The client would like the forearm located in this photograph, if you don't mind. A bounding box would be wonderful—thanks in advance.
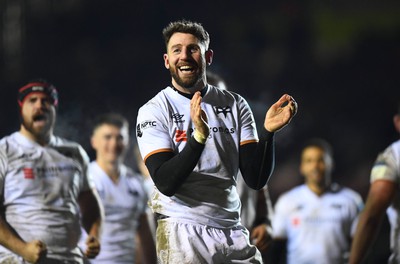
[145,136,205,196]
[79,190,103,238]
[138,214,157,264]
[0,217,26,256]
[240,129,275,190]
[349,212,384,264]
[253,189,272,228]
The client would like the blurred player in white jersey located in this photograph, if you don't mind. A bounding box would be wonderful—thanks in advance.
[207,71,274,258]
[136,20,297,263]
[271,138,363,264]
[84,113,156,264]
[0,79,103,263]
[350,102,400,264]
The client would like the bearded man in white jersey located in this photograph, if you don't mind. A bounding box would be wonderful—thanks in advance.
[0,79,103,264]
[136,20,297,263]
[350,102,400,264]
[271,138,363,264]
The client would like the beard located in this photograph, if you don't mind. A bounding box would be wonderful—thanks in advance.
[169,57,207,90]
[21,113,54,140]
[170,68,202,89]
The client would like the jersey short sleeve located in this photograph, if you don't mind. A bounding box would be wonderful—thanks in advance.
[77,144,94,192]
[0,140,7,198]
[50,136,95,193]
[136,93,173,162]
[228,91,258,145]
[370,140,400,184]
[272,191,291,238]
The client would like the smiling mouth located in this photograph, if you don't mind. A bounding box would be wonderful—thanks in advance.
[179,65,196,73]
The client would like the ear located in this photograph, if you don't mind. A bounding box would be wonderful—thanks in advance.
[91,135,97,150]
[394,114,400,134]
[163,53,170,69]
[205,49,213,66]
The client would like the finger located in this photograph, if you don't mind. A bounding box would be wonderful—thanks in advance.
[288,98,298,115]
[37,241,47,251]
[275,94,291,106]
[87,236,95,243]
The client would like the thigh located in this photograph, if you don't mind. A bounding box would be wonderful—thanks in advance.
[226,226,263,264]
[156,219,210,264]
[156,219,263,264]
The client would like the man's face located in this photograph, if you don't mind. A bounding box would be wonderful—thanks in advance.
[91,124,129,163]
[300,146,332,187]
[164,32,211,90]
[20,92,56,139]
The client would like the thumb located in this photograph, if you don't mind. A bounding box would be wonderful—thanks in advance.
[86,236,96,243]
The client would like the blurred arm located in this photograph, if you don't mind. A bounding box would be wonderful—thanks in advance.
[349,180,396,264]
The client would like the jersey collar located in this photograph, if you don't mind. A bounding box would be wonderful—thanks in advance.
[170,85,208,99]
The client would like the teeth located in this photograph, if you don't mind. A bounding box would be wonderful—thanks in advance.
[179,65,192,70]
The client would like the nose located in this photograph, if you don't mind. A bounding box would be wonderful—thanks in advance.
[180,47,191,60]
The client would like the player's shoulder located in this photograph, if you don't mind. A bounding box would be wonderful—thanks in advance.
[0,133,14,148]
[208,84,246,101]
[330,183,363,204]
[139,87,174,109]
[123,165,145,182]
[384,139,400,161]
[138,87,177,119]
[0,132,27,154]
[375,139,400,161]
[121,164,148,193]
[50,136,89,163]
[0,133,14,161]
[277,185,305,202]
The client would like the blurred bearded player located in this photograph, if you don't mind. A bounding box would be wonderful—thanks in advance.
[0,79,103,264]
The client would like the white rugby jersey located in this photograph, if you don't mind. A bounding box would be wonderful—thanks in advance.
[370,139,400,263]
[0,132,94,262]
[136,85,258,228]
[272,184,363,264]
[87,162,148,264]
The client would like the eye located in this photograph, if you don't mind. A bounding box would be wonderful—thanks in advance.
[172,48,181,54]
[41,98,52,105]
[190,47,199,53]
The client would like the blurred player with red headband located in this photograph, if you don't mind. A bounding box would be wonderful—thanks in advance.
[0,79,103,264]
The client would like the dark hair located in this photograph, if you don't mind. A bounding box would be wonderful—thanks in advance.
[162,20,210,50]
[301,138,334,159]
[92,113,128,133]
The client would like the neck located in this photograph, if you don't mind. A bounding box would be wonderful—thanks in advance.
[171,79,206,95]
[306,182,327,196]
[97,159,120,183]
[171,85,208,99]
[20,126,51,146]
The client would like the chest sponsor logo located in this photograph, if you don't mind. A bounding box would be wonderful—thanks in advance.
[23,168,35,179]
[330,203,343,209]
[22,165,75,179]
[291,217,301,227]
[214,106,232,118]
[175,130,187,142]
[172,113,185,123]
[136,120,157,137]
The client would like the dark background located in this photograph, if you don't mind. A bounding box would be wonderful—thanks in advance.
[1,1,399,262]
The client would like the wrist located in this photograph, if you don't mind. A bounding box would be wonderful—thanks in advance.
[193,130,207,144]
